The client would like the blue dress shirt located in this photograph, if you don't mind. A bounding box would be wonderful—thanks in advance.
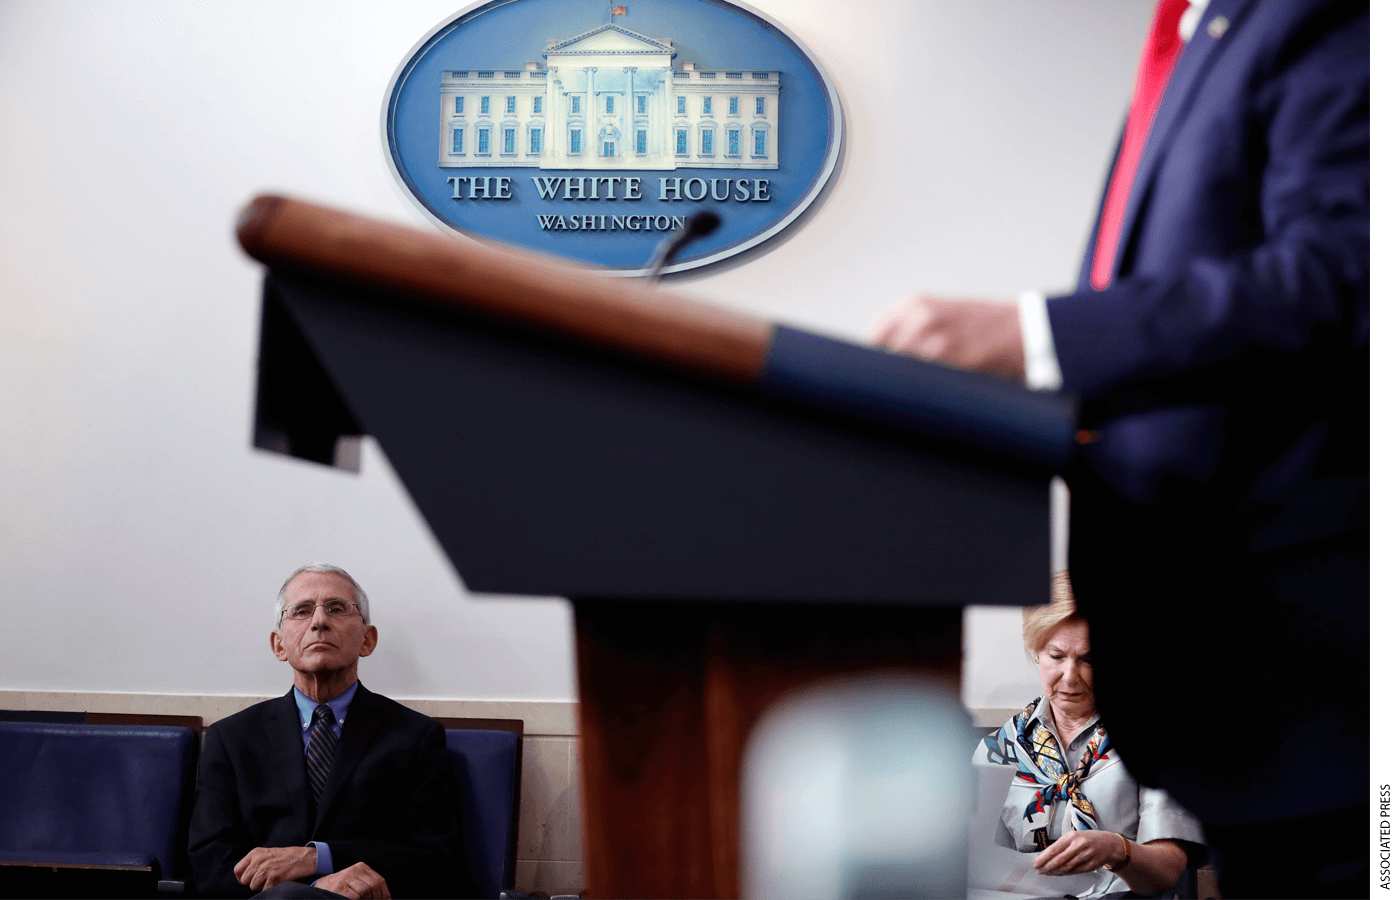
[292,682,359,877]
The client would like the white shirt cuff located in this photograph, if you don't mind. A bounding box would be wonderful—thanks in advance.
[1017,290,1063,391]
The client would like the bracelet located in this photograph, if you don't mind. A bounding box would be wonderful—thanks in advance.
[1104,833,1132,872]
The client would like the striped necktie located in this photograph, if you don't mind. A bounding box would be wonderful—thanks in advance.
[306,704,337,813]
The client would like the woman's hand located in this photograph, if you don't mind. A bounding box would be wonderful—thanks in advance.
[1033,830,1126,876]
[1039,834,1192,894]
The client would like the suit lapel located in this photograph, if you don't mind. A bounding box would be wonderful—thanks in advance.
[311,683,388,835]
[1114,0,1255,277]
[266,689,314,834]
[1078,128,1123,290]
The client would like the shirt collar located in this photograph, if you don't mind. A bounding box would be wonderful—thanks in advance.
[293,681,359,729]
[1179,0,1212,42]
[1028,695,1101,746]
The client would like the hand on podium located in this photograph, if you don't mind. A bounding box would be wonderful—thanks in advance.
[872,295,1025,383]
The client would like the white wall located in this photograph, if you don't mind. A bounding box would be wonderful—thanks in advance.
[0,1,1153,708]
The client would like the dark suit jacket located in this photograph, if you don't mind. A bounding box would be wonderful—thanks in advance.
[188,685,460,897]
[1045,0,1367,825]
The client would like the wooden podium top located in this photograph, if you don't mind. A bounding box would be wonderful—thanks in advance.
[241,194,1072,604]
[238,194,770,386]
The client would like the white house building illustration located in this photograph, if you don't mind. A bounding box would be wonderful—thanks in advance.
[439,24,779,171]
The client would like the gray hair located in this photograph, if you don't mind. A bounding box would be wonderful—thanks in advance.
[276,563,371,627]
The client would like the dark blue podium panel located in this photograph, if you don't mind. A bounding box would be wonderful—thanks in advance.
[255,274,1052,606]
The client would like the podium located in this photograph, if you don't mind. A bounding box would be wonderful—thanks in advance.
[239,196,1075,898]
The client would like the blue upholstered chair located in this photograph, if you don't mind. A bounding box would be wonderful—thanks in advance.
[444,728,522,899]
[0,720,198,894]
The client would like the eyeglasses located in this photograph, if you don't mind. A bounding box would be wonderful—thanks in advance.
[281,600,362,622]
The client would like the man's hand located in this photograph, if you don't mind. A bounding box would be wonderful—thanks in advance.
[314,862,392,899]
[872,295,1025,382]
[1033,829,1126,876]
[233,846,317,892]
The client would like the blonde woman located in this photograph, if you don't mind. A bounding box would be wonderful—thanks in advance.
[980,572,1205,899]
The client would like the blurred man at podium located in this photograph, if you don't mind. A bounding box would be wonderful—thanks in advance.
[875,1,1367,897]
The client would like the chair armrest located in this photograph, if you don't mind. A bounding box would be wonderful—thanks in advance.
[0,850,155,870]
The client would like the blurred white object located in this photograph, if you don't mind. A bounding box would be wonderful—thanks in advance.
[741,672,972,899]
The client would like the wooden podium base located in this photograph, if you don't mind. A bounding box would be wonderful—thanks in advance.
[573,600,962,899]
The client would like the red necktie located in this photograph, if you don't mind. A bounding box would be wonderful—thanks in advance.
[1089,0,1190,290]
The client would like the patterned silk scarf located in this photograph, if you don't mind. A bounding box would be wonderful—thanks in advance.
[981,698,1112,849]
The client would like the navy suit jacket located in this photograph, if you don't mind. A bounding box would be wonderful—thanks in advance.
[1046,0,1367,824]
[188,685,461,897]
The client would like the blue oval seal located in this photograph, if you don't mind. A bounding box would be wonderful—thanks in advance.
[383,0,844,276]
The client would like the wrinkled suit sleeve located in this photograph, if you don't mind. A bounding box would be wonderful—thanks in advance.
[321,720,460,898]
[187,722,260,897]
[1048,6,1367,405]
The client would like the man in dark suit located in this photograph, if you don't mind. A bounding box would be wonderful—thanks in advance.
[189,565,459,898]
[875,1,1367,896]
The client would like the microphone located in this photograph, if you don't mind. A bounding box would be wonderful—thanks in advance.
[645,210,720,280]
